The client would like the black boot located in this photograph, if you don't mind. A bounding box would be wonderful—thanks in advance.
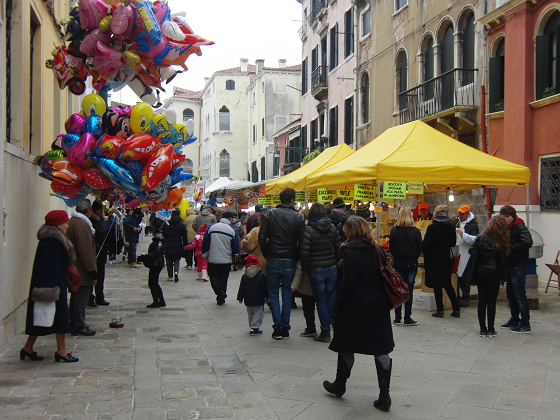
[323,353,353,398]
[147,290,160,308]
[373,358,392,412]
[158,289,166,308]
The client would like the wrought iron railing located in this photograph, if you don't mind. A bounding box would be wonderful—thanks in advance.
[311,66,328,93]
[308,0,328,26]
[397,68,478,124]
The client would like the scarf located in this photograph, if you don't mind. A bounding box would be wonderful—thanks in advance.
[340,236,376,252]
[72,211,95,235]
[433,212,450,223]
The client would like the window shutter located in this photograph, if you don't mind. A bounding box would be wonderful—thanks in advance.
[489,56,504,112]
[536,35,551,99]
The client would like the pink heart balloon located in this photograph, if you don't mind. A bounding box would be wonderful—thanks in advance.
[65,113,86,135]
[68,132,97,168]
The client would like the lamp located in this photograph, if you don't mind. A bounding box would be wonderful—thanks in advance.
[274,149,280,158]
[448,187,455,202]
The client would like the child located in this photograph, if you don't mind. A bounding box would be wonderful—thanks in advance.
[137,231,166,308]
[237,254,268,335]
[183,223,208,281]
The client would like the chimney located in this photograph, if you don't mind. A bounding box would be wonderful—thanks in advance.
[278,59,287,68]
[256,59,265,73]
[240,58,249,72]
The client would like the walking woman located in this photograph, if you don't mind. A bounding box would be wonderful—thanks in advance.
[473,216,509,337]
[21,210,79,363]
[161,208,188,282]
[323,216,394,412]
[300,203,342,343]
[422,205,461,318]
[389,207,422,326]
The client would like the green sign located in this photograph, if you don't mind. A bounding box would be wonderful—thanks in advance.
[382,181,406,199]
[407,181,424,195]
[337,189,354,201]
[270,196,281,205]
[308,191,318,202]
[295,191,306,202]
[317,188,337,203]
[354,183,377,200]
[258,196,272,205]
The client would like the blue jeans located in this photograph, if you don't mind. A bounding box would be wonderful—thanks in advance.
[266,259,296,329]
[128,241,138,264]
[392,262,417,321]
[506,266,530,326]
[307,266,337,330]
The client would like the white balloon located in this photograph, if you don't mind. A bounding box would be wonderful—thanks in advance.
[185,119,194,136]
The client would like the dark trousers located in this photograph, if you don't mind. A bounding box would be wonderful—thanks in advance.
[185,249,194,267]
[207,262,231,302]
[148,267,165,304]
[476,267,500,331]
[166,255,181,278]
[70,285,92,331]
[301,294,317,332]
[93,251,107,301]
[506,265,530,326]
[128,241,138,264]
[458,276,471,301]
[434,282,460,312]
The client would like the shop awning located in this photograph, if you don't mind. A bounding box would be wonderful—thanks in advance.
[305,120,530,190]
[205,177,233,194]
[265,144,355,194]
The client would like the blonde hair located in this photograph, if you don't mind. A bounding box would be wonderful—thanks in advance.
[434,204,449,215]
[343,216,374,242]
[395,207,415,227]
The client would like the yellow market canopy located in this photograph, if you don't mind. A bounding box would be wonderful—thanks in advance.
[305,120,530,190]
[265,143,355,194]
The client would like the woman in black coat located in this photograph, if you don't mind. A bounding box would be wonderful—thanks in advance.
[161,208,188,282]
[22,210,79,363]
[422,204,460,317]
[323,216,394,412]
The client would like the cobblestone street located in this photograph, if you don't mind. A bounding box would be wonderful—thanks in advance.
[1,239,560,420]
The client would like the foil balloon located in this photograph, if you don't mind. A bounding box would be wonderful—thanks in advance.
[79,29,112,56]
[159,186,186,211]
[178,198,189,219]
[82,167,113,189]
[146,175,172,204]
[51,180,83,196]
[83,114,104,138]
[194,188,203,202]
[146,113,171,138]
[168,122,188,145]
[130,102,154,134]
[93,41,124,81]
[169,167,194,185]
[67,132,97,168]
[133,1,162,51]
[170,151,186,170]
[102,108,131,137]
[160,43,201,70]
[82,93,106,116]
[111,2,134,40]
[122,160,144,183]
[95,134,126,159]
[65,113,86,135]
[78,0,110,30]
[62,134,81,153]
[96,157,143,195]
[119,133,161,160]
[56,193,87,207]
[51,158,82,184]
[140,144,173,190]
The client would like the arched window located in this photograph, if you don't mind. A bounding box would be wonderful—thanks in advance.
[226,80,235,90]
[397,51,408,111]
[423,37,434,100]
[219,106,230,131]
[462,13,475,85]
[219,150,230,177]
[536,10,560,99]
[440,25,455,74]
[183,108,194,121]
[489,38,505,112]
[182,159,193,174]
[360,73,370,124]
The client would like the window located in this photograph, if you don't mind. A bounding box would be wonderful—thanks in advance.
[441,25,454,74]
[360,73,370,124]
[226,80,235,90]
[260,157,266,181]
[262,118,265,137]
[219,150,230,177]
[301,125,307,151]
[462,13,475,85]
[251,160,258,182]
[396,0,408,11]
[344,8,354,58]
[329,106,338,146]
[183,108,194,121]
[312,45,319,71]
[489,38,505,112]
[344,96,353,145]
[397,51,408,111]
[330,24,338,71]
[423,37,434,100]
[310,119,318,150]
[219,106,230,131]
[182,159,193,174]
[540,156,560,210]
[361,7,371,39]
[536,11,560,99]
[253,124,257,144]
[253,92,256,105]
[302,57,308,94]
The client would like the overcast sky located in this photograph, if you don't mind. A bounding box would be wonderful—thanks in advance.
[113,0,303,105]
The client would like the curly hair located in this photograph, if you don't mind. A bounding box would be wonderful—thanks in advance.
[482,215,510,254]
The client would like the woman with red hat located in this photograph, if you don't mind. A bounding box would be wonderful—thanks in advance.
[21,210,79,363]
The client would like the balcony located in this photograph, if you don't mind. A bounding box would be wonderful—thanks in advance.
[308,0,328,27]
[298,26,306,41]
[397,69,478,125]
[311,65,328,100]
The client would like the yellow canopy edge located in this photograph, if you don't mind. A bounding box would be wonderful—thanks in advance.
[265,143,355,194]
[305,120,530,190]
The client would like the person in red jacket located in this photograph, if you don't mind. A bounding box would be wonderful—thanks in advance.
[184,223,209,281]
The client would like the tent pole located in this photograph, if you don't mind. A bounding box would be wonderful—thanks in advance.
[376,182,381,244]
[526,184,530,229]
[305,191,309,210]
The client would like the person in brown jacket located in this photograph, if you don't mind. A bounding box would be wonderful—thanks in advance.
[240,209,267,274]
[66,199,98,336]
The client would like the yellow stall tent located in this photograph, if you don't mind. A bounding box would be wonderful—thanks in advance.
[265,143,354,194]
[305,121,530,190]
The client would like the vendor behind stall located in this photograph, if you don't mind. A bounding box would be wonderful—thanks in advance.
[415,203,433,237]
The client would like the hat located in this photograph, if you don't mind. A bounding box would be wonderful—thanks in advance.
[254,204,264,213]
[222,211,234,219]
[92,200,103,212]
[418,203,429,210]
[458,204,471,214]
[201,204,212,210]
[331,208,345,220]
[355,204,371,219]
[132,208,143,217]
[332,198,346,208]
[45,210,69,226]
[244,254,259,267]
[156,209,171,221]
[198,223,209,234]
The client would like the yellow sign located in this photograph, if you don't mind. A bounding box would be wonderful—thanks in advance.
[407,181,424,195]
[295,191,306,202]
[258,196,272,205]
[317,188,337,202]
[382,181,407,199]
[337,188,354,201]
[308,191,318,202]
[354,183,377,200]
[270,196,281,206]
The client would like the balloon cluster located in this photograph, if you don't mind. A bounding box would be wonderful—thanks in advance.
[46,0,213,105]
[34,94,197,210]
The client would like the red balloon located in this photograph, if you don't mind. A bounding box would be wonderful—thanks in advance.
[96,134,126,159]
[51,180,82,196]
[140,144,173,190]
[170,151,186,170]
[119,133,161,161]
[82,167,113,189]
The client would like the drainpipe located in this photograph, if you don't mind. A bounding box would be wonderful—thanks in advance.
[481,2,492,220]
[353,3,359,150]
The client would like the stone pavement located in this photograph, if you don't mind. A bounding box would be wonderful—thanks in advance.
[1,237,560,419]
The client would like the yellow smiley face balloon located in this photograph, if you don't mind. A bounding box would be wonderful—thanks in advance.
[81,94,107,116]
[130,102,154,134]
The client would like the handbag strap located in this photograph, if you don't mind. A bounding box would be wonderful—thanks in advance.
[374,244,388,268]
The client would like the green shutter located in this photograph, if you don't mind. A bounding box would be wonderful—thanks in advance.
[536,34,551,99]
[489,57,504,112]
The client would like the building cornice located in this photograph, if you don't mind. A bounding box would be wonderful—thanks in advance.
[478,0,527,28]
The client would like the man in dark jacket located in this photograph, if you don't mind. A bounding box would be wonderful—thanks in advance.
[499,205,533,333]
[89,200,110,307]
[123,208,143,268]
[246,204,264,235]
[258,188,306,340]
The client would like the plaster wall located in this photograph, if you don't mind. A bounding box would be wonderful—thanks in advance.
[164,99,201,176]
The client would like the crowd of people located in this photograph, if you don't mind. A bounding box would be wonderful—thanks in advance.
[22,189,534,413]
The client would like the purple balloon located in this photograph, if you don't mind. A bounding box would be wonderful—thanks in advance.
[65,113,86,135]
[68,133,97,168]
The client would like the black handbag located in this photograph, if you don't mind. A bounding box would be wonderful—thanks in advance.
[462,237,480,286]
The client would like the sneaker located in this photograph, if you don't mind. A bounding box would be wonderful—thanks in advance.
[393,319,402,326]
[403,318,418,326]
[486,330,498,337]
[479,329,487,337]
[272,327,283,340]
[174,273,179,283]
[281,327,290,338]
[250,329,263,336]
[168,277,174,281]
[510,324,531,334]
[187,266,193,270]
[300,328,317,337]
[500,318,519,329]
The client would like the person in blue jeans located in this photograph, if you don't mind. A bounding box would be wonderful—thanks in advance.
[389,207,422,326]
[300,203,342,343]
[499,205,533,333]
[259,188,306,340]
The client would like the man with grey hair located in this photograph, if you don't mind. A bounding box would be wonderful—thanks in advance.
[66,198,98,336]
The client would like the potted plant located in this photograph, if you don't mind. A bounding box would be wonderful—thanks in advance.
[320,135,329,146]
[542,86,557,99]
[494,99,504,112]
[313,139,320,149]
